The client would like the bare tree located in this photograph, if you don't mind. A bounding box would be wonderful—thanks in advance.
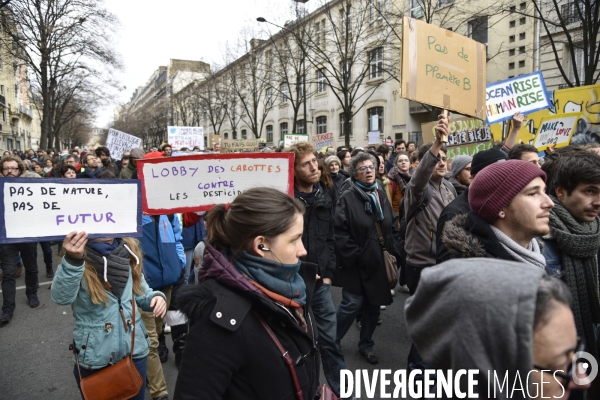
[305,0,401,148]
[0,0,122,149]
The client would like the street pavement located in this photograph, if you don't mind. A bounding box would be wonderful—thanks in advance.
[0,245,413,400]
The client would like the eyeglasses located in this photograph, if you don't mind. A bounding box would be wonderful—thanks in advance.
[357,165,375,173]
[534,338,585,383]
[2,167,19,171]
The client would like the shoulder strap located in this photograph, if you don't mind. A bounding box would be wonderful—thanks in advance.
[252,310,304,400]
[406,186,432,226]
[441,178,457,198]
[370,213,387,250]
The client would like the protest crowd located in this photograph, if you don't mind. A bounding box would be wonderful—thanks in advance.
[2,111,600,400]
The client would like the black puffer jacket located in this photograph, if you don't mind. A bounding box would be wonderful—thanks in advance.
[174,245,320,400]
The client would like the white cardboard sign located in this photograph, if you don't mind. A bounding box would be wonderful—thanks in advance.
[0,178,142,243]
[105,128,143,160]
[138,153,294,214]
[532,113,581,151]
[168,126,204,150]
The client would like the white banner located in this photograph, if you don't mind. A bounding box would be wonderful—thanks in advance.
[105,128,142,160]
[168,126,204,150]
[0,178,141,243]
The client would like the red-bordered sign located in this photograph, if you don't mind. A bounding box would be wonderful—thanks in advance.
[138,153,295,215]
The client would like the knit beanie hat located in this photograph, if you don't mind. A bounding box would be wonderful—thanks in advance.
[468,160,547,223]
[470,148,508,176]
[325,155,341,168]
[450,155,472,178]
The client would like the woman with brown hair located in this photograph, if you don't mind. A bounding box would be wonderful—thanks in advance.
[174,187,320,400]
[51,232,167,400]
[387,151,412,216]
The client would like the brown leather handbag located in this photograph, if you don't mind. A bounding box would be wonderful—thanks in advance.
[74,288,143,400]
[372,215,399,289]
[253,310,340,400]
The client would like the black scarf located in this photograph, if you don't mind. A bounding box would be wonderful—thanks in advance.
[549,195,600,360]
[86,240,132,299]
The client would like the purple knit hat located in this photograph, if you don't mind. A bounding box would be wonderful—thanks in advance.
[468,160,547,223]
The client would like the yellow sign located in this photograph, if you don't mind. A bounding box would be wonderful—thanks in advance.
[401,17,487,119]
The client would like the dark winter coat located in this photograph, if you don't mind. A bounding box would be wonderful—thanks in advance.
[436,189,471,263]
[330,170,349,205]
[441,212,515,260]
[296,184,336,282]
[173,244,319,400]
[102,158,119,176]
[77,167,102,179]
[334,183,400,305]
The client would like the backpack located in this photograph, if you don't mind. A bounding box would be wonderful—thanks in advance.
[397,179,457,267]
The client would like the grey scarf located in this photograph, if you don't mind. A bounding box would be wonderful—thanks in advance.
[86,242,132,299]
[549,195,600,360]
[490,225,546,269]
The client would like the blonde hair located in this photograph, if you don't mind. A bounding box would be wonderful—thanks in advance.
[82,238,145,305]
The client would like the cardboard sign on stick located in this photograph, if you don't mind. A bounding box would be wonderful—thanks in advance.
[0,178,142,244]
[401,17,487,119]
[312,133,335,152]
[221,139,260,153]
[138,153,294,214]
[105,128,142,160]
[168,126,204,150]
[283,134,309,148]
[532,113,581,151]
[486,71,551,124]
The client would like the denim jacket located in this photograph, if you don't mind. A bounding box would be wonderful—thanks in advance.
[51,256,166,369]
[541,237,563,279]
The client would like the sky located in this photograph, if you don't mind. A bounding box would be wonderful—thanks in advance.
[97,0,317,128]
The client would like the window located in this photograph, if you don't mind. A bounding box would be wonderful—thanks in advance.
[509,35,516,43]
[509,62,515,70]
[242,129,247,140]
[368,107,384,132]
[281,83,289,103]
[568,44,585,83]
[561,1,585,25]
[317,69,327,93]
[369,47,383,79]
[266,87,274,107]
[316,116,327,134]
[280,122,288,136]
[519,32,526,40]
[520,17,526,25]
[6,138,12,150]
[519,60,525,68]
[315,21,321,47]
[340,60,352,84]
[468,16,488,45]
[340,5,352,34]
[436,0,454,8]
[266,125,273,142]
[411,0,424,18]
[298,75,305,98]
[509,48,515,56]
[233,131,237,140]
[266,50,273,69]
[224,132,229,139]
[510,5,516,12]
[2,111,5,122]
[519,46,526,54]
[369,0,383,23]
[340,113,353,136]
[520,2,526,10]
[320,20,326,46]
[0,85,3,94]
[509,20,516,28]
[297,120,305,134]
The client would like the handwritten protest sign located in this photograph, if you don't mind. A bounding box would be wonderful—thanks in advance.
[446,141,493,159]
[283,134,309,148]
[486,71,551,125]
[0,179,141,244]
[422,116,492,147]
[401,17,487,119]
[168,126,204,150]
[312,133,335,152]
[532,113,581,151]
[138,153,294,214]
[105,129,142,160]
[221,139,260,153]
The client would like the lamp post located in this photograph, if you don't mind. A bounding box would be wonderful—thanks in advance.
[257,16,308,136]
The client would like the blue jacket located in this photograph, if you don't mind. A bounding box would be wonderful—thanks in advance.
[181,217,206,250]
[51,256,166,369]
[541,237,563,279]
[141,214,186,289]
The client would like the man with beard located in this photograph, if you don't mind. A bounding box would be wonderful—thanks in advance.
[541,150,600,367]
[95,146,119,176]
[286,142,347,397]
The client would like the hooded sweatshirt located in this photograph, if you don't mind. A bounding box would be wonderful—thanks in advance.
[405,258,545,399]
